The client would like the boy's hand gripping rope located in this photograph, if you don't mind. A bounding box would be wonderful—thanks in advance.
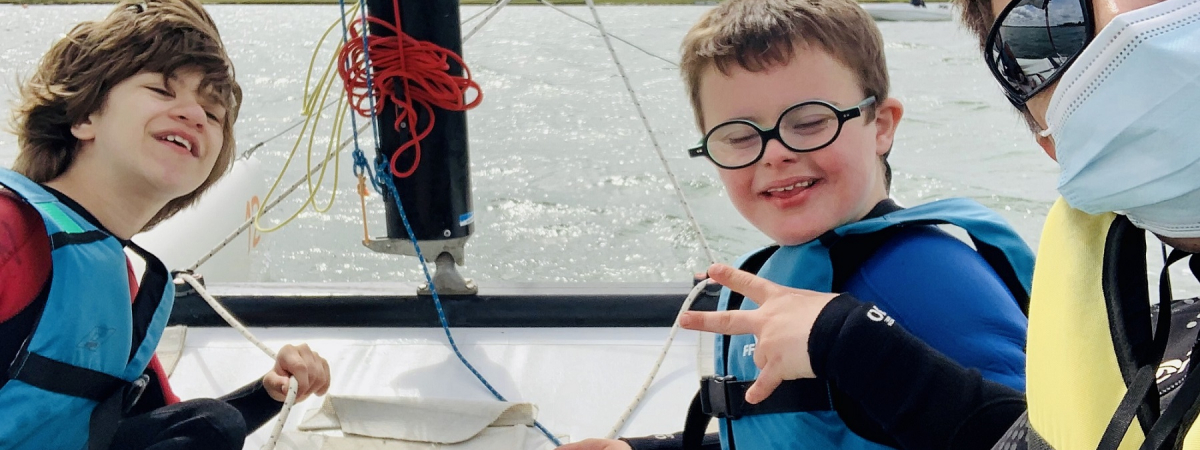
[176,273,299,450]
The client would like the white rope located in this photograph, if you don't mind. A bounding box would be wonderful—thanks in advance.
[177,273,299,450]
[239,103,334,161]
[606,279,713,439]
[461,0,500,25]
[463,0,512,43]
[186,122,371,272]
[581,0,716,265]
[578,0,721,439]
[538,0,678,67]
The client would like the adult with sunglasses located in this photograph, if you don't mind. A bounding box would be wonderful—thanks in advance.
[958,0,1200,447]
[561,1,1036,450]
[678,0,1200,448]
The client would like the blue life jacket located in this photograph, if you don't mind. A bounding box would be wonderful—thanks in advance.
[715,198,1034,450]
[0,168,175,450]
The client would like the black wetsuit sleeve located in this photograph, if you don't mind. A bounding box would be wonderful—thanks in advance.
[219,380,284,432]
[621,432,720,450]
[128,375,282,433]
[810,294,1026,450]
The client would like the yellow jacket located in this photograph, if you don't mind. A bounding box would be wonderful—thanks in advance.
[1027,199,1200,449]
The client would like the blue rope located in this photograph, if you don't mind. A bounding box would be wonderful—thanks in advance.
[376,161,561,446]
[336,1,561,445]
[339,0,383,192]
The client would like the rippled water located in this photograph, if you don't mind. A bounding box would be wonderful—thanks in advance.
[1,4,1194,295]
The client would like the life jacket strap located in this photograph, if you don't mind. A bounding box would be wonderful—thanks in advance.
[8,350,127,402]
[87,373,150,450]
[697,375,832,419]
[681,375,833,449]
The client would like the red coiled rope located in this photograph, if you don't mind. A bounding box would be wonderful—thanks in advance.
[338,0,483,178]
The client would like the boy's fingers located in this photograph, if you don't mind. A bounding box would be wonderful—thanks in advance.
[707,263,777,306]
[680,310,758,335]
[317,357,332,395]
[262,373,290,401]
[745,364,784,405]
[278,351,312,395]
[263,373,284,392]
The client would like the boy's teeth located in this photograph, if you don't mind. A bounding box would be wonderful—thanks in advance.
[163,134,192,152]
[767,180,815,193]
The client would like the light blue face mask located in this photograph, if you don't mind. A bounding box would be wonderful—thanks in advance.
[1041,0,1200,238]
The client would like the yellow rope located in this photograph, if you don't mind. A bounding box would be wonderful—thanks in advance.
[254,5,361,233]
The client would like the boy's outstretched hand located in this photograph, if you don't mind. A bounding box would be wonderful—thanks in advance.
[263,343,331,402]
[557,438,631,450]
[679,263,837,405]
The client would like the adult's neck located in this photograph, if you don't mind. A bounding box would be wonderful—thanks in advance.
[1160,235,1200,254]
[45,167,166,240]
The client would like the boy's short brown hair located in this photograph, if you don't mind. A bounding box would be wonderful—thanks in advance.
[680,0,892,186]
[12,0,242,230]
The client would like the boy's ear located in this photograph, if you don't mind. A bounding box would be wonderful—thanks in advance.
[872,97,904,157]
[70,116,97,142]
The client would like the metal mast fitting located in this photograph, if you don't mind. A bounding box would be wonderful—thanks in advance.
[362,0,477,295]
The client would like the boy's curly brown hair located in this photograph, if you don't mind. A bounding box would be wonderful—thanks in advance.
[12,0,242,230]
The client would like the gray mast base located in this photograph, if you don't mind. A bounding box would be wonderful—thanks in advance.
[363,237,478,295]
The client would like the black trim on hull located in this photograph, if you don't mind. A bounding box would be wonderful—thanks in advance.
[169,282,721,328]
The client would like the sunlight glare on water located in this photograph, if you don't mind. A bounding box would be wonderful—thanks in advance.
[0,4,1193,295]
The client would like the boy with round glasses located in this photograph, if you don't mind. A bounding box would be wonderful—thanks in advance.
[559,0,1035,449]
[670,0,1200,447]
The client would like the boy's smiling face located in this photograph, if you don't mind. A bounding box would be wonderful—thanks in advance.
[698,44,901,246]
[70,69,226,202]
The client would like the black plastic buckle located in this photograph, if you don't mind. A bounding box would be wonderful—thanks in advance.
[123,374,150,413]
[699,375,739,419]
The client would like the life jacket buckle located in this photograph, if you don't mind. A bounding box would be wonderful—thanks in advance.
[123,374,150,413]
[700,375,739,419]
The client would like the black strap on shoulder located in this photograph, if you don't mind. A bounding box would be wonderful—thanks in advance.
[1103,218,1158,388]
[1097,217,1164,446]
[818,199,905,289]
[828,197,1032,316]
[1135,251,1200,450]
[1097,216,1198,450]
[125,243,170,362]
[48,230,109,250]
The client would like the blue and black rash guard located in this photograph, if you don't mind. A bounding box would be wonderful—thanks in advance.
[624,210,1028,450]
[843,224,1027,392]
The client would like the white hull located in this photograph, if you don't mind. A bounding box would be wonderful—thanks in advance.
[134,157,265,282]
[165,326,706,449]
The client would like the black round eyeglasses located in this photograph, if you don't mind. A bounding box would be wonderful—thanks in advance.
[687,97,877,169]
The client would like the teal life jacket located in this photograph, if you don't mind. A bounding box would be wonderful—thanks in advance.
[714,197,1034,450]
[0,168,175,450]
